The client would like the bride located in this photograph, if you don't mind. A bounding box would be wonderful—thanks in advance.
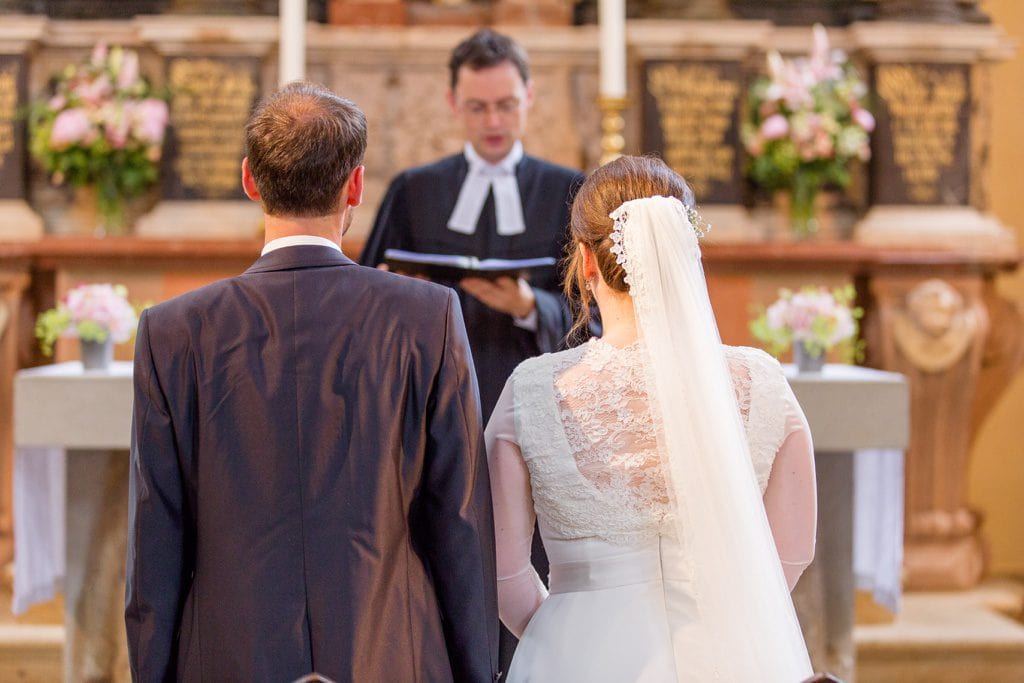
[485,156,817,682]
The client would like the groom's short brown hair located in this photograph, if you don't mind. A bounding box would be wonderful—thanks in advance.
[245,82,367,217]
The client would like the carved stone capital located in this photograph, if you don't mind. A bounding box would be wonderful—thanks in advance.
[892,279,982,373]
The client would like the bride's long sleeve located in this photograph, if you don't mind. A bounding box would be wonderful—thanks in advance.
[485,380,548,638]
[763,384,818,591]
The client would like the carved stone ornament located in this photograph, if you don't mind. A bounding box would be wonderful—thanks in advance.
[892,279,979,373]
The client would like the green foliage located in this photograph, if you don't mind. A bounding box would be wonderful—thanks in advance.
[35,307,71,357]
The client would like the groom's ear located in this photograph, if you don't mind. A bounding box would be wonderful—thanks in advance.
[241,157,261,202]
[343,165,364,208]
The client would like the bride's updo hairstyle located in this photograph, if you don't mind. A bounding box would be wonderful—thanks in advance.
[565,155,695,338]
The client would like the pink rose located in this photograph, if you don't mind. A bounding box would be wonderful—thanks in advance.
[759,114,789,141]
[133,98,169,145]
[91,43,108,67]
[73,74,113,107]
[50,108,93,148]
[117,50,139,90]
[852,107,875,132]
[101,104,130,149]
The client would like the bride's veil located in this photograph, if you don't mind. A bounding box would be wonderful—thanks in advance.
[610,196,812,681]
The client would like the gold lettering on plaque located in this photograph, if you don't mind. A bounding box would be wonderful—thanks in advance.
[647,64,739,188]
[0,66,17,161]
[877,65,967,203]
[168,59,256,197]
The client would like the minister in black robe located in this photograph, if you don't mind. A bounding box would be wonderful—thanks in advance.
[360,151,582,420]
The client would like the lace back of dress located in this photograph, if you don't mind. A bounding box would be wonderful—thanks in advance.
[553,341,672,532]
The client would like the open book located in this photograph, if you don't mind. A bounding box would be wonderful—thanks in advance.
[383,249,557,282]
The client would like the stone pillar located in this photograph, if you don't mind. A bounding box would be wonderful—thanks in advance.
[849,21,1019,590]
[631,20,771,240]
[0,16,46,241]
[863,276,1003,588]
[133,16,271,239]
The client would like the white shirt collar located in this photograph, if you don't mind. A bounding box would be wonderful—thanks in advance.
[447,141,526,236]
[463,140,524,174]
[261,235,343,256]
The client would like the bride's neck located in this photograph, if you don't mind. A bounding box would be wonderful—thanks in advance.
[594,286,638,348]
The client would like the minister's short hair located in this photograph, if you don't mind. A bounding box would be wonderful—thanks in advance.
[448,29,530,90]
[245,82,367,217]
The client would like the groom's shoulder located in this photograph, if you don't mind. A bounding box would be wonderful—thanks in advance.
[142,276,239,321]
[357,263,455,306]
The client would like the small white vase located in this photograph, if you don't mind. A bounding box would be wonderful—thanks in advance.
[80,338,113,371]
[793,340,825,373]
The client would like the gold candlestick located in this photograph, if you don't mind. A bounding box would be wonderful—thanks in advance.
[598,96,628,166]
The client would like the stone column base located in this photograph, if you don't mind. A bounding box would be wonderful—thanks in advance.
[699,204,766,242]
[904,533,986,590]
[854,205,1017,254]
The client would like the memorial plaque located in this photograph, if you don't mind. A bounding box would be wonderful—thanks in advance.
[0,55,27,201]
[642,60,743,203]
[871,63,970,205]
[162,57,260,200]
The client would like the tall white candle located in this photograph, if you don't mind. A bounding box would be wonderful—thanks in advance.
[598,0,626,98]
[279,0,306,86]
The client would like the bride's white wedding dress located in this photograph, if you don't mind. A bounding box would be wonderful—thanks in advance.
[485,338,817,683]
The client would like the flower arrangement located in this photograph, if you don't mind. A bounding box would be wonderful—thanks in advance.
[28,44,169,231]
[742,25,874,238]
[750,284,863,363]
[35,283,141,357]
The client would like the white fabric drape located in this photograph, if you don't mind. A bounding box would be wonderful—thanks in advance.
[13,446,66,614]
[854,447,904,613]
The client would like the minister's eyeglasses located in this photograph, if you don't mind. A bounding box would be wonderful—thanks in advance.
[460,97,522,118]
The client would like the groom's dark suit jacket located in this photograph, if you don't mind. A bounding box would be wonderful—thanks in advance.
[125,245,499,682]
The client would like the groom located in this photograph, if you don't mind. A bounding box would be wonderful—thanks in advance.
[125,83,499,682]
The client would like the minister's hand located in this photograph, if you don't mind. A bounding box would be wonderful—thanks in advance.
[460,276,536,318]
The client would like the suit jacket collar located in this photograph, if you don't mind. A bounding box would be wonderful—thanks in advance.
[244,244,357,274]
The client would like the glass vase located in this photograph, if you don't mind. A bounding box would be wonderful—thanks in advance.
[788,174,820,240]
[95,180,128,238]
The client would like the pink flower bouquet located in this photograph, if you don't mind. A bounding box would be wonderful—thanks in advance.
[742,25,874,237]
[29,44,169,230]
[35,283,141,357]
[750,284,863,362]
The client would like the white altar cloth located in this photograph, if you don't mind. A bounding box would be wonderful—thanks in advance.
[12,361,133,615]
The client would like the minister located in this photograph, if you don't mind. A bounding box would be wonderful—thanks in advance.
[360,29,584,421]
